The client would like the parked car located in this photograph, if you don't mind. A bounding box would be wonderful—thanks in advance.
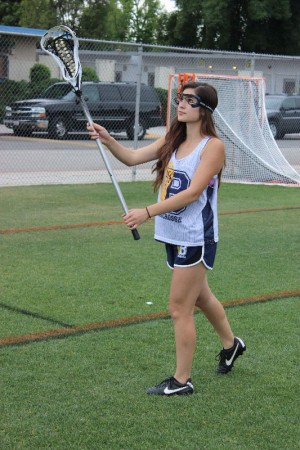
[265,94,300,139]
[4,82,163,140]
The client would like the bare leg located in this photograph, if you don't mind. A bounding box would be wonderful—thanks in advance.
[169,263,207,384]
[169,262,235,384]
[195,274,234,349]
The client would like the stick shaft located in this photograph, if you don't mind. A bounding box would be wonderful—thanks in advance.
[79,95,140,240]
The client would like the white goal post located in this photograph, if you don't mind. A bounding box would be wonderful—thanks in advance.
[167,73,300,185]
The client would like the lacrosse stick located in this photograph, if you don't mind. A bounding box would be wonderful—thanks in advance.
[40,25,140,240]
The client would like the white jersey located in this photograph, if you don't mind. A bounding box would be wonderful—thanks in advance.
[154,136,219,246]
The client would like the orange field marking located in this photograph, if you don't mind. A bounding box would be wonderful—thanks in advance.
[219,205,299,215]
[1,206,299,234]
[0,289,299,347]
[0,220,123,234]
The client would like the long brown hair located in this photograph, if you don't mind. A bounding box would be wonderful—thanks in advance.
[152,82,221,191]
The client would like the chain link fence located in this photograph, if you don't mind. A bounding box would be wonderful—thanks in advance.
[1,27,300,186]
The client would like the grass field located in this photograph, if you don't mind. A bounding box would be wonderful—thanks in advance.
[1,182,299,449]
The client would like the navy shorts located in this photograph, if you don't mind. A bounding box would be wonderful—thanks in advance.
[165,241,217,270]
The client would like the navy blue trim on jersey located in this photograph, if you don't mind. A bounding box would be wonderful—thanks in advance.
[202,185,215,242]
[165,241,217,270]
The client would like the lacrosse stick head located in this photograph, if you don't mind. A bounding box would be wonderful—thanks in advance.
[41,25,82,92]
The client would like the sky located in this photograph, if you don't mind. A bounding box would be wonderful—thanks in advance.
[161,0,176,12]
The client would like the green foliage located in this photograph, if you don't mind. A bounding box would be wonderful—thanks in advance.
[1,0,299,52]
[0,0,22,26]
[170,0,203,47]
[244,0,300,54]
[0,80,29,122]
[128,0,162,43]
[156,11,178,45]
[18,0,56,28]
[171,0,300,54]
[81,66,99,82]
[30,63,51,83]
[78,0,127,40]
[0,76,59,122]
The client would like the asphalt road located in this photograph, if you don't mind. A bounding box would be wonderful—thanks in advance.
[0,126,299,186]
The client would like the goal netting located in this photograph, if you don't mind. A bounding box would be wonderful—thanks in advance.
[167,73,300,185]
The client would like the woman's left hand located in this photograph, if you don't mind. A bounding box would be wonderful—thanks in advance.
[123,208,150,230]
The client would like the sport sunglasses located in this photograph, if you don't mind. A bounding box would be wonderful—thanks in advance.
[174,93,214,112]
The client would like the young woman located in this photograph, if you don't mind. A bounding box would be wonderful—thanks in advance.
[87,81,246,396]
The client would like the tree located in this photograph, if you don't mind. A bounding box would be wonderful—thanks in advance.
[30,63,51,82]
[0,0,22,26]
[199,0,293,51]
[127,0,162,43]
[170,0,300,55]
[78,0,126,40]
[243,0,300,54]
[48,0,84,30]
[1,0,299,54]
[18,0,84,30]
[82,66,98,81]
[167,0,204,47]
[156,10,179,45]
[18,0,56,29]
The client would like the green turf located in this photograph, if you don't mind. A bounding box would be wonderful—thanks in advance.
[1,298,299,449]
[0,181,299,229]
[0,182,299,449]
[1,183,299,334]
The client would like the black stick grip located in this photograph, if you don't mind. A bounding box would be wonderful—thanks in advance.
[131,229,141,240]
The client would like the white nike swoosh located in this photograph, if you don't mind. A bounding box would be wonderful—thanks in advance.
[164,386,189,395]
[225,345,239,366]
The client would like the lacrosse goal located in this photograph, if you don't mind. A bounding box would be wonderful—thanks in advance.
[167,73,300,185]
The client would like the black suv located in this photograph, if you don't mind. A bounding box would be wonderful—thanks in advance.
[265,94,300,139]
[4,82,162,140]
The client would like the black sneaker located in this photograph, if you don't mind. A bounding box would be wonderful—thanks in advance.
[146,376,194,395]
[216,336,246,374]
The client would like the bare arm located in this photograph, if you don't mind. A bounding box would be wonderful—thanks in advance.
[123,138,225,228]
[87,123,165,166]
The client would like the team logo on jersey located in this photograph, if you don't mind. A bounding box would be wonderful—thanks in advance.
[160,162,174,201]
[168,170,191,215]
[160,164,192,218]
